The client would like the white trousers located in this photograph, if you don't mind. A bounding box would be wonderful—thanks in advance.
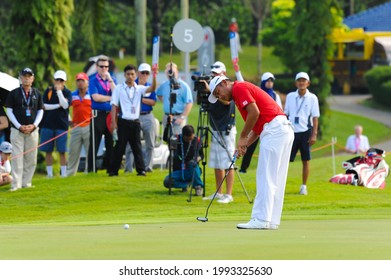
[10,127,39,189]
[251,116,294,225]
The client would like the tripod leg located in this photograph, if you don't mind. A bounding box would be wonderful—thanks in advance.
[234,166,253,204]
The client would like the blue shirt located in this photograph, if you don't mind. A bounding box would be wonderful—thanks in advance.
[135,78,157,113]
[89,74,116,111]
[156,79,193,114]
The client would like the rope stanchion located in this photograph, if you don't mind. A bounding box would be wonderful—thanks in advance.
[11,115,94,161]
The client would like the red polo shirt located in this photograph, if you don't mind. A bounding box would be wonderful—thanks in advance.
[232,81,285,135]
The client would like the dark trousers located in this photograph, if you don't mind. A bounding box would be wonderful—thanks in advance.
[88,110,113,173]
[111,118,145,174]
[240,138,259,171]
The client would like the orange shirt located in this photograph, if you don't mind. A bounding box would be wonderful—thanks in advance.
[71,91,92,127]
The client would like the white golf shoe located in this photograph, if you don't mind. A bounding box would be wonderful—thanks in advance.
[299,185,308,195]
[217,194,233,204]
[202,192,224,200]
[237,218,270,230]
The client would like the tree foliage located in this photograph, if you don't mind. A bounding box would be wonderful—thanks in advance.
[9,0,73,89]
[261,0,343,136]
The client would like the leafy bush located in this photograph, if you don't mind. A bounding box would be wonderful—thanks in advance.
[364,66,391,106]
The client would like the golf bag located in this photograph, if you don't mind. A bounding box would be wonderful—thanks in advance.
[330,148,389,189]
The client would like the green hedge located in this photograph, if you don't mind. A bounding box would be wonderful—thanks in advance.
[364,66,391,106]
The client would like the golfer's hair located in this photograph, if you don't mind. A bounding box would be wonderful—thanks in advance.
[124,64,137,73]
[182,125,194,137]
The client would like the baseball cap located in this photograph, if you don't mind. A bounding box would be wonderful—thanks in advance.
[75,72,89,81]
[20,68,34,76]
[0,141,12,154]
[295,72,310,81]
[54,70,67,81]
[208,75,229,104]
[261,72,275,82]
[211,61,226,74]
[138,63,151,72]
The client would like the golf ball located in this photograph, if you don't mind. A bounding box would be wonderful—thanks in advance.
[124,224,130,229]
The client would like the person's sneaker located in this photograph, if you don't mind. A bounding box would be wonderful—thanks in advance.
[269,224,279,230]
[194,186,203,196]
[299,185,308,195]
[108,172,118,177]
[202,192,224,200]
[237,218,270,230]
[9,187,20,192]
[137,171,146,176]
[239,169,247,174]
[22,184,34,189]
[146,168,153,173]
[217,194,234,204]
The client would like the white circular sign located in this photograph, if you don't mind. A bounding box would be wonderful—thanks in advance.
[172,19,204,52]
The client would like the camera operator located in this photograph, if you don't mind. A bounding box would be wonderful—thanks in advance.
[157,62,193,136]
[202,61,239,204]
[163,125,204,195]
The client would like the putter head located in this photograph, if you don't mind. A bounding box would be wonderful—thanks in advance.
[197,217,208,222]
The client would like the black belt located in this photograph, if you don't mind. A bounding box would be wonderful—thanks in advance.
[120,118,139,123]
[165,113,182,116]
[140,111,151,115]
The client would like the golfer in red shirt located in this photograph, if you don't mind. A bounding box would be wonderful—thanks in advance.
[208,76,294,230]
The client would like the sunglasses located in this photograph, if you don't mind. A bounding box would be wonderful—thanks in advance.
[55,79,64,82]
[140,71,150,75]
[98,65,109,69]
[211,65,221,69]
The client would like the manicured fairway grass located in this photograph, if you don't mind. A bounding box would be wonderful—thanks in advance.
[1,219,391,260]
[1,153,391,260]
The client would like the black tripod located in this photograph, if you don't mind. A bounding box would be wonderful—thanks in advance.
[187,105,252,203]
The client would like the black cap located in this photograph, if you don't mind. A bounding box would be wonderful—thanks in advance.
[20,68,34,76]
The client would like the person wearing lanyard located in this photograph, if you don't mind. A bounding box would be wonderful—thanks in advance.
[124,63,157,173]
[284,72,320,195]
[88,55,116,173]
[109,64,157,177]
[5,68,44,191]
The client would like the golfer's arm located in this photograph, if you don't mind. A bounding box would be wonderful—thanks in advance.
[240,103,259,140]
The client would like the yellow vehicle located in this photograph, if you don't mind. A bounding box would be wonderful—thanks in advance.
[330,28,391,94]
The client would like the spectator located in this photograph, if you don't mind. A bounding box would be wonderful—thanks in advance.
[157,62,193,137]
[163,124,204,195]
[345,125,370,154]
[40,70,72,178]
[88,55,116,173]
[124,63,157,173]
[67,72,91,176]
[0,105,9,143]
[284,72,320,195]
[202,61,237,204]
[239,72,282,174]
[109,64,157,177]
[208,76,294,230]
[0,141,13,186]
[5,67,44,191]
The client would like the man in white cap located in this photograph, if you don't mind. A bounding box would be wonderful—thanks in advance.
[208,76,294,230]
[125,63,157,173]
[284,72,320,195]
[39,70,72,178]
[6,67,44,191]
[202,61,237,203]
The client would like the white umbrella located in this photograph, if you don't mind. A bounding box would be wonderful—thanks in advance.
[0,72,19,92]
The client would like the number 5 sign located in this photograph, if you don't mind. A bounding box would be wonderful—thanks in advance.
[172,19,203,52]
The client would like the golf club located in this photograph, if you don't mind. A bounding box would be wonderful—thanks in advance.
[197,151,238,222]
